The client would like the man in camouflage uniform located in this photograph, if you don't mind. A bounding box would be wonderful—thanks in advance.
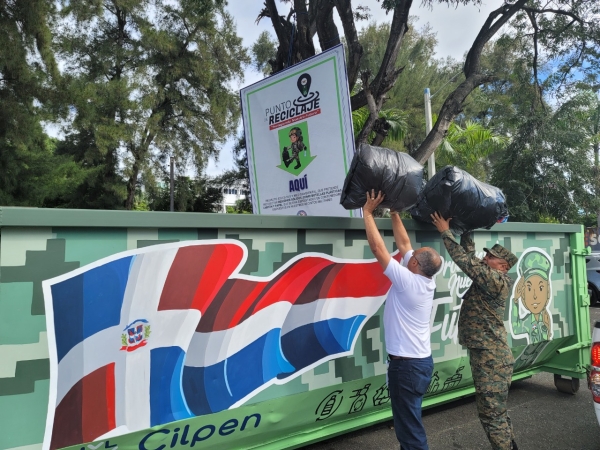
[431,212,519,450]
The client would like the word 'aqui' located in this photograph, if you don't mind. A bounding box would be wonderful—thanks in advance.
[289,174,308,192]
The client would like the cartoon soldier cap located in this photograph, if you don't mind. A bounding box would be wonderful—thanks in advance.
[518,251,551,280]
[483,244,518,269]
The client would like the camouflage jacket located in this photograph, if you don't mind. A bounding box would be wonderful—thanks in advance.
[441,230,514,350]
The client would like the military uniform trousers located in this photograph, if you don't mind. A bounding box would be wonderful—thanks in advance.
[468,347,514,450]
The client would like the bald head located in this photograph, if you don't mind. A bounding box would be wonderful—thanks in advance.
[414,247,442,278]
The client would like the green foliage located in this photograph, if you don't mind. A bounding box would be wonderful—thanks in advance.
[355,21,463,153]
[0,0,84,207]
[252,31,277,76]
[380,0,481,11]
[230,198,253,214]
[0,136,88,207]
[537,215,560,224]
[491,90,600,224]
[355,17,600,224]
[145,175,223,213]
[351,108,408,144]
[436,119,508,180]
[510,0,600,98]
[54,0,249,209]
[3,0,598,225]
[132,195,150,211]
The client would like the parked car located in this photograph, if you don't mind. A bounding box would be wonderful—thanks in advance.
[586,253,600,307]
[588,321,600,426]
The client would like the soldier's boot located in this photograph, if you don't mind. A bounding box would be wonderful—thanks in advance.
[294,161,301,169]
[511,440,519,450]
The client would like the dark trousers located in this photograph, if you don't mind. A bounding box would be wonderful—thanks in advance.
[388,355,434,450]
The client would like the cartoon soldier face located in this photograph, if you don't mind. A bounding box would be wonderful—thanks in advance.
[523,273,550,314]
[517,250,552,315]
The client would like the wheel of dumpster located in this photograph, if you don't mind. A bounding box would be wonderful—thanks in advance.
[553,374,580,394]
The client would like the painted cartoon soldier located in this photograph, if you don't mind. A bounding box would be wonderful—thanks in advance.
[511,250,553,344]
[283,127,305,169]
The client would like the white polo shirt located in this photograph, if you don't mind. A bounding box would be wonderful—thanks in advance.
[383,250,435,358]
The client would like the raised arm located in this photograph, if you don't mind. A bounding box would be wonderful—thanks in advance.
[459,231,476,254]
[363,190,391,269]
[431,212,510,297]
[390,211,412,257]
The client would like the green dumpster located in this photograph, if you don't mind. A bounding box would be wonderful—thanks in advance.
[0,207,591,450]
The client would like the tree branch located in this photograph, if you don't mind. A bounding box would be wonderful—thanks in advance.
[294,0,315,60]
[464,0,527,76]
[557,42,587,92]
[526,9,544,108]
[333,0,363,92]
[411,71,497,164]
[261,0,293,72]
[313,0,340,53]
[411,0,528,165]
[350,0,412,111]
[370,0,412,96]
[520,7,584,24]
[356,71,383,145]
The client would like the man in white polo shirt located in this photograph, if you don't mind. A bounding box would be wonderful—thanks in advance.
[363,190,441,450]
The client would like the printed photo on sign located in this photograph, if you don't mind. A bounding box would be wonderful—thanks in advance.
[277,123,316,175]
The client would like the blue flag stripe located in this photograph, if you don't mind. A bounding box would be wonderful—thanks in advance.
[52,256,134,362]
[150,347,193,426]
[181,316,365,415]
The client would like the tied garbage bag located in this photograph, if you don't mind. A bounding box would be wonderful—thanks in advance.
[340,143,425,211]
[410,165,508,235]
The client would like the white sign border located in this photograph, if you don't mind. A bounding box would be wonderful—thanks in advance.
[240,44,355,216]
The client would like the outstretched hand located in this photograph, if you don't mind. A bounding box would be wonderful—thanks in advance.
[363,190,384,217]
[430,211,452,233]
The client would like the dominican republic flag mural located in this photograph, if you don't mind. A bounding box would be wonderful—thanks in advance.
[42,240,396,450]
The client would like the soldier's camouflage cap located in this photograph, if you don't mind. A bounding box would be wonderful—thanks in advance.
[483,244,518,269]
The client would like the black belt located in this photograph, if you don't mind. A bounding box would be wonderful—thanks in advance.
[388,354,415,361]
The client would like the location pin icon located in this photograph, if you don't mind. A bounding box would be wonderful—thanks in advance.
[297,73,312,97]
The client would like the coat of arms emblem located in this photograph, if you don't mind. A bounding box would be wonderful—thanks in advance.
[120,319,151,352]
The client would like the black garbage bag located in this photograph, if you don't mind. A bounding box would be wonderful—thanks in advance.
[340,143,425,212]
[410,165,508,235]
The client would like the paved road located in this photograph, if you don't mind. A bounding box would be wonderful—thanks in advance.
[302,306,600,450]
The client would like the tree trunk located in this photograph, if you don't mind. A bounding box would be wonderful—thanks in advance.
[350,0,412,114]
[356,72,383,145]
[314,1,339,54]
[125,125,155,209]
[259,0,412,142]
[354,0,412,144]
[294,0,315,59]
[371,118,390,146]
[125,155,140,210]
[333,0,362,92]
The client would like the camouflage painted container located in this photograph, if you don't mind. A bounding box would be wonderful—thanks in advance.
[0,207,591,450]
